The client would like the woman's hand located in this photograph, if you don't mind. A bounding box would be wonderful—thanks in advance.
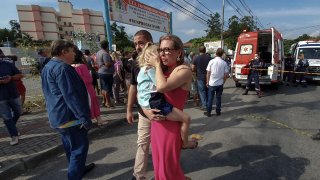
[0,76,11,84]
[142,108,166,121]
[145,51,160,67]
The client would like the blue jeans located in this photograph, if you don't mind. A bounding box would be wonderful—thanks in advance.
[0,97,21,137]
[246,73,260,91]
[197,80,208,108]
[206,85,223,114]
[56,125,89,180]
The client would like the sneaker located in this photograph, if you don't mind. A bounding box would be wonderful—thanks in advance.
[200,106,206,111]
[203,112,211,117]
[10,136,19,146]
[311,132,320,140]
[216,111,221,116]
[83,163,95,176]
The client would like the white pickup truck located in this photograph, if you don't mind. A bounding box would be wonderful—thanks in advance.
[291,41,320,81]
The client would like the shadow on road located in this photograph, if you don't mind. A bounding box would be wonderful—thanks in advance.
[182,144,309,180]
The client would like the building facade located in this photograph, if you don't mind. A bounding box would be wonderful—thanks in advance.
[16,0,105,41]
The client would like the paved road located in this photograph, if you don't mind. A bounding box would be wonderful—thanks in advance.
[13,79,320,179]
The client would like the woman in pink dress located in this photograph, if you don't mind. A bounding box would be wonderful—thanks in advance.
[72,49,108,126]
[145,34,194,180]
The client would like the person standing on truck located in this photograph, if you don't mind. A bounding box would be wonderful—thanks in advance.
[294,53,309,87]
[242,53,264,98]
[283,53,295,86]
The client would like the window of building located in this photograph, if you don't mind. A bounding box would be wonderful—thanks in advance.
[65,31,68,35]
[64,22,66,26]
[69,22,72,26]
[70,31,73,36]
[58,17,61,21]
[59,27,63,31]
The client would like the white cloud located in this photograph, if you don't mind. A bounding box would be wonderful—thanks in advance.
[184,29,197,36]
[309,30,320,37]
[258,7,320,18]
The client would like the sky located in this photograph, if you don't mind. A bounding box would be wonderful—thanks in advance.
[1,0,320,43]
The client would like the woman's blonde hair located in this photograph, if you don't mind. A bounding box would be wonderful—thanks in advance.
[138,42,158,67]
[111,51,120,61]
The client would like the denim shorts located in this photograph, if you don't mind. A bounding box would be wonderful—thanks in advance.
[149,92,173,116]
[98,73,113,94]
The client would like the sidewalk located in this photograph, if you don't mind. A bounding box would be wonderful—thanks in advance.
[0,104,136,179]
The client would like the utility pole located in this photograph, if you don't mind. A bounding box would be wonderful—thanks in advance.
[220,0,225,49]
[6,37,9,47]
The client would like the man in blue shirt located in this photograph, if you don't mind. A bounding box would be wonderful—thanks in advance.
[0,49,23,146]
[41,40,94,179]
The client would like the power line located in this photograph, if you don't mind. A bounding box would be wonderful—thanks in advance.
[225,0,244,17]
[194,0,215,15]
[162,0,208,26]
[179,0,211,18]
[177,0,229,29]
[167,0,209,23]
[238,0,264,28]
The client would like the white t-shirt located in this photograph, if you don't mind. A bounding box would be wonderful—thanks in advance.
[206,57,229,86]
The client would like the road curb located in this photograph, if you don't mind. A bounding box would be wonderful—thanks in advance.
[0,115,135,180]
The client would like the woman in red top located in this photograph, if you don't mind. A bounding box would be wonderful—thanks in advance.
[145,34,194,180]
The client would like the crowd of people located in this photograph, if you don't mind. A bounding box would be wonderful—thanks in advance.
[0,28,318,179]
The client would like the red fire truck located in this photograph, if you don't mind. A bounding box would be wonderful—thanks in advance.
[232,28,284,89]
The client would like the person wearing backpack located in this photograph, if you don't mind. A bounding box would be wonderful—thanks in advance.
[111,51,123,105]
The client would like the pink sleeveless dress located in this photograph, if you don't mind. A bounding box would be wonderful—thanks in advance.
[151,77,189,180]
[72,64,101,119]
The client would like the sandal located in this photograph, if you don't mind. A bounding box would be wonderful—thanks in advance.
[104,104,115,108]
[97,120,109,127]
[182,139,198,149]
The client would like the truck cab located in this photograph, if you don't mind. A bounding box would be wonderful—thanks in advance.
[232,28,284,88]
[292,41,320,81]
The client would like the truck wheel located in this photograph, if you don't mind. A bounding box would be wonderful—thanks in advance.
[235,81,241,87]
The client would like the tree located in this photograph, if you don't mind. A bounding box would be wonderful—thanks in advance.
[223,15,258,50]
[295,34,311,41]
[111,22,134,51]
[9,20,22,39]
[224,15,241,50]
[0,28,15,46]
[205,13,222,39]
[239,16,257,32]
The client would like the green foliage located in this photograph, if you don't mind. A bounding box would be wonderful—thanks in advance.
[72,31,100,52]
[283,39,296,54]
[203,12,258,50]
[111,22,134,51]
[295,34,312,41]
[0,28,15,46]
[223,15,257,50]
[205,13,221,39]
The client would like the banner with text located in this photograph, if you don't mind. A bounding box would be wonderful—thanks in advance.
[108,0,170,33]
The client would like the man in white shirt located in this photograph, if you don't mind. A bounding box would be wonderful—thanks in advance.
[204,48,229,117]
